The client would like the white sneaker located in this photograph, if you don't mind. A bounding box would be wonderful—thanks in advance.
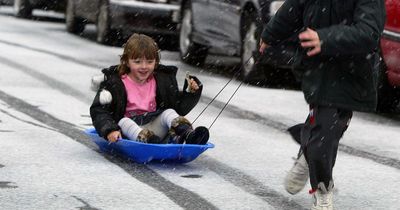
[311,182,333,210]
[284,153,309,194]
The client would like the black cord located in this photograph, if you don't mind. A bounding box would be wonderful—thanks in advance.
[192,55,258,130]
[208,81,243,129]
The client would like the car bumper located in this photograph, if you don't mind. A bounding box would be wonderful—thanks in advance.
[381,29,400,87]
[109,0,179,35]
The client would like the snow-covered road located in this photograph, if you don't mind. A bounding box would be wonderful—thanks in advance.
[0,8,399,209]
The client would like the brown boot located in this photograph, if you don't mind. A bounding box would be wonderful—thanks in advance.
[137,129,162,144]
[171,117,209,145]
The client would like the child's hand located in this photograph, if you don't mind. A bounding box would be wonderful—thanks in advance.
[188,78,199,93]
[185,72,199,93]
[107,130,121,143]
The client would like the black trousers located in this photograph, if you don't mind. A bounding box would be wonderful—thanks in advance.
[300,105,352,189]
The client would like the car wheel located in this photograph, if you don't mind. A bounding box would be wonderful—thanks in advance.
[377,61,400,113]
[97,0,113,44]
[65,0,85,34]
[14,0,32,18]
[179,2,207,66]
[240,12,268,84]
[241,18,258,80]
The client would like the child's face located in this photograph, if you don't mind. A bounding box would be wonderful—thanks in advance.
[127,57,156,83]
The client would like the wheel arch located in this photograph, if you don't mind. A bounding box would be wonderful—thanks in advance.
[240,2,260,40]
[179,0,191,21]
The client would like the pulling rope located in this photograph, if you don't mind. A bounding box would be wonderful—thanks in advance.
[207,80,243,129]
[191,55,259,130]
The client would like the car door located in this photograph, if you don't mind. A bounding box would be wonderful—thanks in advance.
[381,0,400,86]
[75,0,99,22]
[206,0,241,55]
[190,0,211,38]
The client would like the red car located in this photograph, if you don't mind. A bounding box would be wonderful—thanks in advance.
[378,0,400,112]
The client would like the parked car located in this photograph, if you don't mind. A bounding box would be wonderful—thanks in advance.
[0,0,12,6]
[66,0,180,44]
[378,0,400,112]
[13,0,66,18]
[178,0,296,82]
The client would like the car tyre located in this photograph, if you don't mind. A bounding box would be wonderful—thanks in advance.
[240,11,269,84]
[179,2,207,66]
[66,0,85,34]
[377,61,400,113]
[97,0,115,45]
[14,0,32,19]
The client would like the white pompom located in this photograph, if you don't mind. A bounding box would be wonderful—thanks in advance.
[91,74,105,92]
[99,89,112,105]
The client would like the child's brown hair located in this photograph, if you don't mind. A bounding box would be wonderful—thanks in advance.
[118,33,160,76]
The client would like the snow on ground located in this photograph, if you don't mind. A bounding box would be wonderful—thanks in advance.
[1,10,400,209]
[0,102,183,210]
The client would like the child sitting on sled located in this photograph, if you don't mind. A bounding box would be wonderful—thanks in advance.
[90,33,209,145]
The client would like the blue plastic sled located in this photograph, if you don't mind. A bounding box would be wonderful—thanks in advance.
[85,128,214,164]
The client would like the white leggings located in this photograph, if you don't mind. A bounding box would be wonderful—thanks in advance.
[118,109,179,140]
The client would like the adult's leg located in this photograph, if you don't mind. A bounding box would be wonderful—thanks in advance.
[301,105,352,189]
[284,123,308,194]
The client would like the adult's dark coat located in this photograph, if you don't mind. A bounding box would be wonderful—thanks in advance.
[262,0,386,112]
[90,64,202,138]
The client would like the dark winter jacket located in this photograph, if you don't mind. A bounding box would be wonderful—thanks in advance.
[261,0,386,112]
[90,64,203,138]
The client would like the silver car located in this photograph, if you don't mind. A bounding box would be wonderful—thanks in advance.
[66,0,180,45]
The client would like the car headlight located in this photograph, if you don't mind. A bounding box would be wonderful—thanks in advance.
[269,1,285,17]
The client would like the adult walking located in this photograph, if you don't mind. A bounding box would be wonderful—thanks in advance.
[259,0,385,209]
